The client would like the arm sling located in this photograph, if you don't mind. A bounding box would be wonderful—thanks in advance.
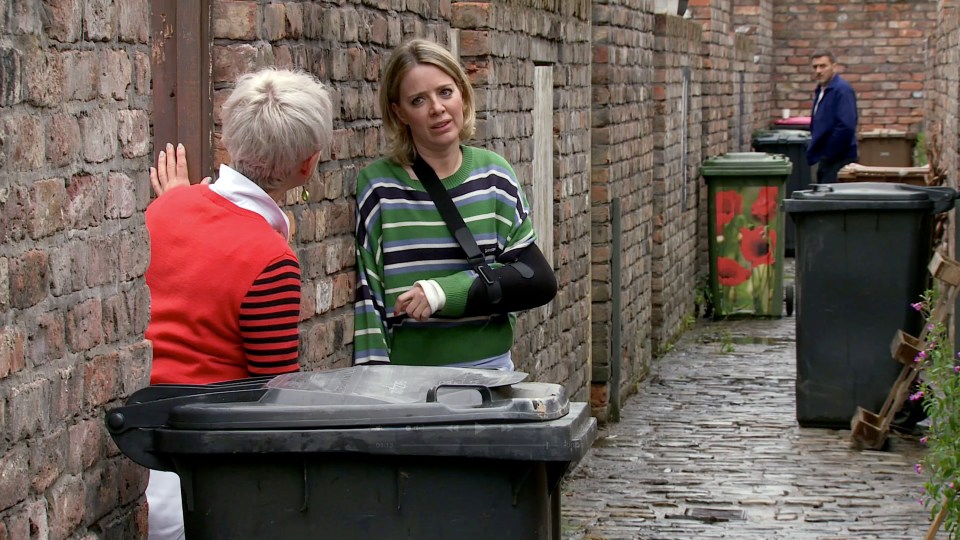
[411,155,503,305]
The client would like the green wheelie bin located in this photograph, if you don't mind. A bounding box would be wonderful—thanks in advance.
[701,152,793,318]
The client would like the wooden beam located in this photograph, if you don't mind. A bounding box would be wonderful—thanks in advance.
[151,0,213,183]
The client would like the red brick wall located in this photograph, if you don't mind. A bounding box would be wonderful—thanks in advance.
[925,2,959,255]
[690,0,736,157]
[735,0,775,136]
[590,0,657,419]
[0,1,153,538]
[773,0,936,134]
[651,14,703,352]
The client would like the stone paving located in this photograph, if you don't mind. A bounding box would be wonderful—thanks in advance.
[560,315,946,539]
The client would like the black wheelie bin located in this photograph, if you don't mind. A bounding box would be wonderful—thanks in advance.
[784,182,956,428]
[105,366,597,540]
[752,129,813,256]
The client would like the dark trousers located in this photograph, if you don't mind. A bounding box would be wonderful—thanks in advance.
[816,157,856,184]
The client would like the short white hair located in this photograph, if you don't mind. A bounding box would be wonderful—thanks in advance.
[221,68,333,191]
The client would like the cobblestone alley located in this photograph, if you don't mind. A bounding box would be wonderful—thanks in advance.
[561,315,943,539]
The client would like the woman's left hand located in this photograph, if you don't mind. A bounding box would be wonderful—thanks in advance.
[150,142,211,197]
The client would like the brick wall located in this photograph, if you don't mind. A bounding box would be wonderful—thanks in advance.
[651,14,703,352]
[734,0,774,136]
[0,1,153,538]
[690,0,735,158]
[926,1,959,258]
[773,0,936,134]
[927,2,958,185]
[590,0,656,419]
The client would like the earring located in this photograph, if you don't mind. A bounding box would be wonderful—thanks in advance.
[301,189,310,203]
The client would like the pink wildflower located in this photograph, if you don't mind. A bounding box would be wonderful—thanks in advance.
[920,436,928,445]
[911,302,923,311]
[909,391,924,401]
[915,463,922,474]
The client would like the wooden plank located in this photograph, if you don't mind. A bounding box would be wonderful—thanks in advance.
[175,0,212,181]
[929,250,960,286]
[890,330,923,367]
[850,407,886,450]
[532,64,554,268]
[151,0,178,163]
[150,1,213,184]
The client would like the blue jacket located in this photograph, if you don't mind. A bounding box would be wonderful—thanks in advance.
[806,74,858,165]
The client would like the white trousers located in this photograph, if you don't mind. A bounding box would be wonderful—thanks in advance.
[146,469,185,540]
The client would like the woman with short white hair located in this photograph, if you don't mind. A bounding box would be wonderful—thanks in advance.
[144,67,333,540]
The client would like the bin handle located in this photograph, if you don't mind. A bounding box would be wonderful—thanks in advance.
[425,384,493,406]
[900,185,959,214]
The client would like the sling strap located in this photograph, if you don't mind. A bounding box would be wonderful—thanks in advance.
[412,155,502,305]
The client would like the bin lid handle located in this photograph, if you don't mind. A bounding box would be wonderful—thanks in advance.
[425,384,493,406]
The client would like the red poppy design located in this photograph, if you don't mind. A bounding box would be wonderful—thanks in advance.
[717,256,752,286]
[751,187,779,223]
[716,191,742,230]
[740,226,777,267]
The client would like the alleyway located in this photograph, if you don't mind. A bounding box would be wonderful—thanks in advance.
[561,314,942,539]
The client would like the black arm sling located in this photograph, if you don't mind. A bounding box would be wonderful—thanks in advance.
[411,155,502,305]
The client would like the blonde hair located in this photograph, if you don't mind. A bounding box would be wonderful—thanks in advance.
[221,68,334,191]
[379,39,476,166]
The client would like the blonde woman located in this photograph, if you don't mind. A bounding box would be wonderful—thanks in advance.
[354,39,556,369]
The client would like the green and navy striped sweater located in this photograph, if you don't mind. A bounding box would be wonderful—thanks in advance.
[353,146,537,366]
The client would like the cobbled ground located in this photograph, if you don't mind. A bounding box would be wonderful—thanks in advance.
[561,314,946,539]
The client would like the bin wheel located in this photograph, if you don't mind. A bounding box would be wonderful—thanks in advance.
[785,283,795,317]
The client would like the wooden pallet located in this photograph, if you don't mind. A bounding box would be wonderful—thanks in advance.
[850,251,960,450]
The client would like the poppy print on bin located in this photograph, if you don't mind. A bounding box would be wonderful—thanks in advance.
[713,186,780,315]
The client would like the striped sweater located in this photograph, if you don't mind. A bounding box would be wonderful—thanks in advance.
[354,146,536,366]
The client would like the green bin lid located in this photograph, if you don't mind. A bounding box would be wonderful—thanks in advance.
[701,152,792,178]
[752,129,811,143]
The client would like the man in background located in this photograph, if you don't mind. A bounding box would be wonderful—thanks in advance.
[806,51,858,183]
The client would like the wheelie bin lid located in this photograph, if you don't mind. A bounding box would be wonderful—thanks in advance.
[105,366,597,471]
[772,116,811,129]
[752,129,811,144]
[784,182,957,214]
[701,152,793,179]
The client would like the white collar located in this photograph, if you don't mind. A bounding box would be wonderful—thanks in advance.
[209,165,290,240]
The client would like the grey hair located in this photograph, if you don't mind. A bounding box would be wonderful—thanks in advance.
[379,39,476,166]
[221,68,334,191]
